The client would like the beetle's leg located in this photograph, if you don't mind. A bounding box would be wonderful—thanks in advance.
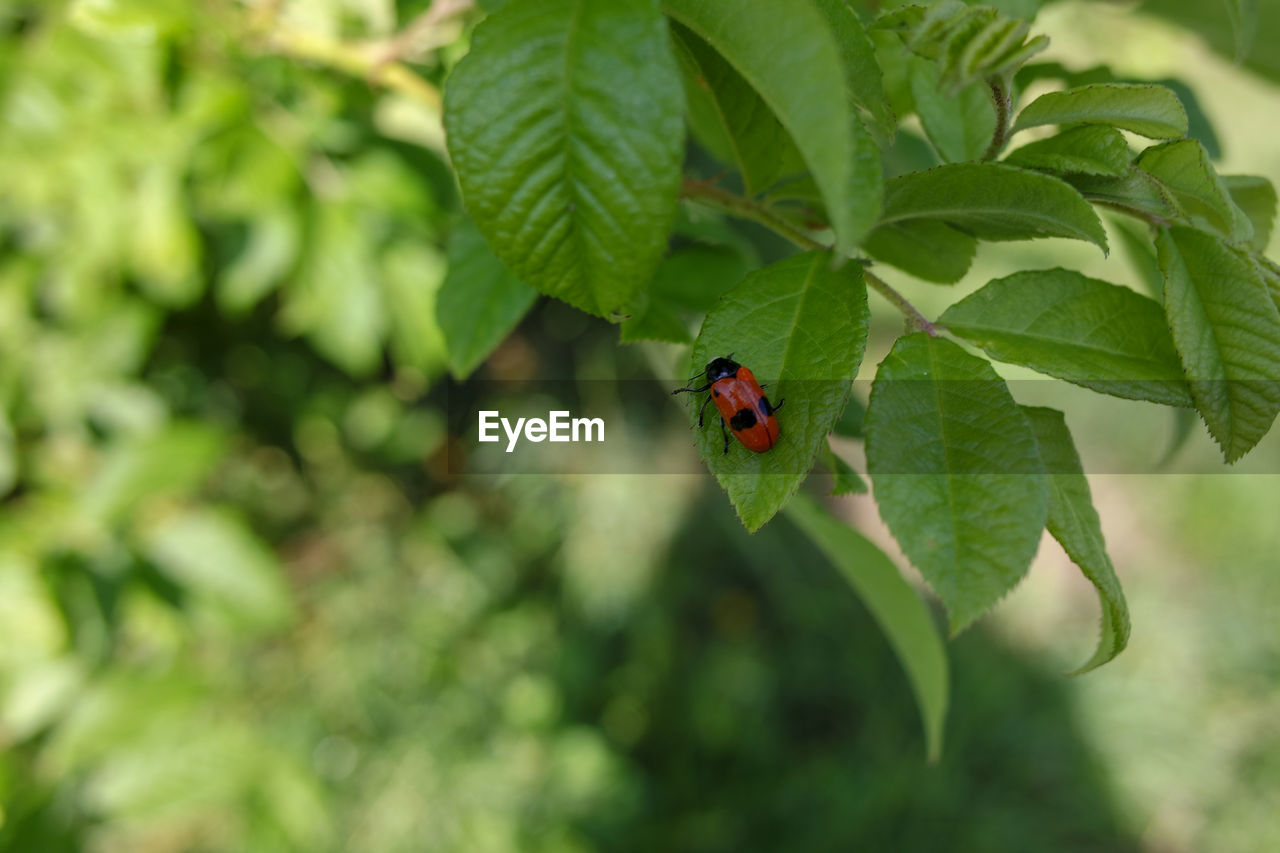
[720,418,730,455]
[697,392,713,428]
[769,397,786,414]
[672,381,711,396]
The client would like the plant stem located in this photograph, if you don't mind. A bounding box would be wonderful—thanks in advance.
[255,27,443,111]
[981,77,1011,162]
[863,269,941,336]
[680,179,825,251]
[680,179,939,334]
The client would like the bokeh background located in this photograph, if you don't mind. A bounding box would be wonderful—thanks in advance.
[1,1,1279,851]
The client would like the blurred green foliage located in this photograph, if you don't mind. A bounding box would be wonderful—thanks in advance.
[0,1,1278,851]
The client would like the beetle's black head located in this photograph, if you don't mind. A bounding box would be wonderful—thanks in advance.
[705,356,741,383]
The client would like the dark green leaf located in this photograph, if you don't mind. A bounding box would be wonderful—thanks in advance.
[785,491,947,759]
[1021,406,1130,674]
[865,220,977,284]
[1155,226,1280,461]
[663,0,883,252]
[1223,175,1277,252]
[1013,83,1188,139]
[1003,125,1130,177]
[908,56,994,163]
[940,268,1193,407]
[672,24,803,195]
[686,251,869,531]
[437,220,538,379]
[866,333,1048,634]
[818,440,868,496]
[444,0,684,317]
[833,393,866,439]
[880,163,1108,252]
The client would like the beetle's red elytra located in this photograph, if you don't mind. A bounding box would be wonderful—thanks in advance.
[673,356,783,454]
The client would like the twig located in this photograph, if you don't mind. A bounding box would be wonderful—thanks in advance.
[981,77,1012,162]
[680,179,826,251]
[680,179,940,333]
[864,269,940,336]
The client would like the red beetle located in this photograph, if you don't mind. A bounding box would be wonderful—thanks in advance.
[673,355,783,454]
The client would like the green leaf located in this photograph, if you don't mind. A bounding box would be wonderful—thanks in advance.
[879,163,1108,252]
[1068,168,1182,223]
[939,268,1193,407]
[1136,140,1250,243]
[865,333,1048,634]
[444,0,684,318]
[810,0,897,140]
[437,220,539,379]
[1110,216,1164,298]
[1003,125,1130,177]
[218,208,299,316]
[1223,175,1277,252]
[1013,83,1188,139]
[784,491,947,760]
[686,251,869,531]
[908,56,994,163]
[833,394,866,439]
[1156,226,1280,461]
[285,205,386,377]
[663,0,883,252]
[1021,406,1130,675]
[621,244,752,343]
[79,423,226,524]
[672,24,803,195]
[143,507,293,631]
[382,243,449,377]
[818,440,868,496]
[864,220,977,284]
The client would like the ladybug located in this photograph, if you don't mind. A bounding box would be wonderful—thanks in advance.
[673,355,784,454]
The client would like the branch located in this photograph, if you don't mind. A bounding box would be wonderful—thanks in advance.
[680,179,826,251]
[680,179,940,334]
[255,27,443,111]
[981,77,1012,162]
[864,269,941,336]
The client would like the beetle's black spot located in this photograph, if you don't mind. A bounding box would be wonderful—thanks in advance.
[758,397,772,418]
[713,388,720,397]
[730,408,757,431]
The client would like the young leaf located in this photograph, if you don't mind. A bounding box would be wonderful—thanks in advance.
[1223,175,1277,252]
[908,56,994,163]
[864,220,977,284]
[817,440,868,496]
[1021,406,1130,675]
[939,268,1193,407]
[671,24,803,196]
[1012,83,1188,139]
[784,491,948,760]
[879,163,1108,252]
[1156,226,1280,461]
[866,334,1049,634]
[663,0,883,252]
[437,220,538,379]
[1002,125,1130,177]
[686,251,869,531]
[444,0,684,318]
[1137,140,1250,243]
